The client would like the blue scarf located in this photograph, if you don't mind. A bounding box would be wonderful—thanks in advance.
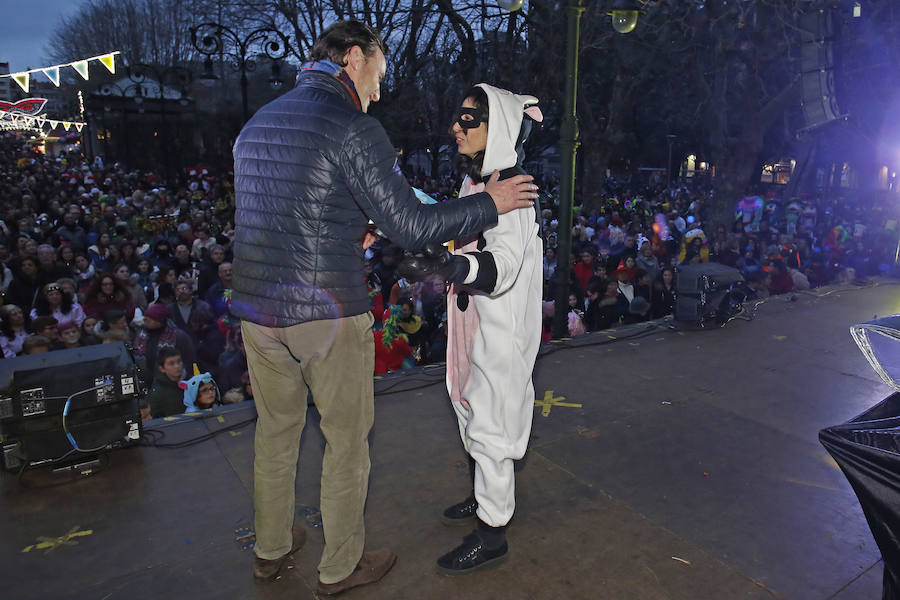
[299,59,362,111]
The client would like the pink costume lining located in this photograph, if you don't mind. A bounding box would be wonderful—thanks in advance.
[445,178,484,411]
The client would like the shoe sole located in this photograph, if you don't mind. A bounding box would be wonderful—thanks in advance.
[440,513,477,527]
[434,551,509,576]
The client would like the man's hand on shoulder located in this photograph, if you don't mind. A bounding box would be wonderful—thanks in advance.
[484,170,538,215]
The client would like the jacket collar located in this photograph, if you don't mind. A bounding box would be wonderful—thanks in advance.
[298,60,362,111]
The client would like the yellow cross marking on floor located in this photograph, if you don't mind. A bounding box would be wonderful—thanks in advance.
[535,390,582,417]
[22,526,93,554]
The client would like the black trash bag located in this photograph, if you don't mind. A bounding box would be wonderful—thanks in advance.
[820,392,900,600]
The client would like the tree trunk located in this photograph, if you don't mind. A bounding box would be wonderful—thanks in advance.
[708,74,799,229]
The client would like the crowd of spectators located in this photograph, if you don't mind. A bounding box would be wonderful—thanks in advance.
[540,177,899,336]
[3,131,898,385]
[0,132,249,419]
[369,168,900,365]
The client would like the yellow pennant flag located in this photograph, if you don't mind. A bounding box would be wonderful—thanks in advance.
[71,60,89,80]
[12,72,29,93]
[41,66,60,86]
[62,122,71,131]
[98,53,117,74]
[74,123,84,132]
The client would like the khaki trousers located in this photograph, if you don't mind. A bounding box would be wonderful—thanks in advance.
[242,312,375,584]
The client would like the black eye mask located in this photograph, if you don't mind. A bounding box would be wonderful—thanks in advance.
[454,107,488,130]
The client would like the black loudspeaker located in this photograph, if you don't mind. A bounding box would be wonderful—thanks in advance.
[798,8,841,129]
[0,342,143,471]
[674,263,745,325]
[801,70,841,127]
[798,9,832,50]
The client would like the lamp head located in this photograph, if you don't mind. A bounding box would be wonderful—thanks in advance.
[497,0,524,11]
[610,0,641,34]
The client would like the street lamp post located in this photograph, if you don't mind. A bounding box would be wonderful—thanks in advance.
[190,22,292,123]
[666,133,676,192]
[552,0,586,338]
[550,0,644,338]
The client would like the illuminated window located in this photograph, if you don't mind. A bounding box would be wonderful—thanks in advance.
[878,166,889,190]
[840,163,855,188]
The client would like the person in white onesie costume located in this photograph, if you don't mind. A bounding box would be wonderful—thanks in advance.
[398,83,543,575]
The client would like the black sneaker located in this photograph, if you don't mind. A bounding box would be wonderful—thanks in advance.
[441,494,478,526]
[435,531,509,576]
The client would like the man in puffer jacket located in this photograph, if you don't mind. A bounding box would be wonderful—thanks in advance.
[231,19,538,597]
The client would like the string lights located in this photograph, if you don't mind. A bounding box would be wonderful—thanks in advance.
[0,111,85,133]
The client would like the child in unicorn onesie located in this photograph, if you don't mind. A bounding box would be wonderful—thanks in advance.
[180,370,221,412]
[398,83,543,575]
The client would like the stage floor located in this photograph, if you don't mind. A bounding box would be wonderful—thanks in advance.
[4,280,898,600]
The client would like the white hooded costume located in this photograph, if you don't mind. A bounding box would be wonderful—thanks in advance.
[445,84,544,527]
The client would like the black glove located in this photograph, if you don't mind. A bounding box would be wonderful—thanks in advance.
[397,244,470,284]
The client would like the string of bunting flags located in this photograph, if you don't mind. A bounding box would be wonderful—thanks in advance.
[0,111,85,134]
[0,122,41,133]
[0,52,120,93]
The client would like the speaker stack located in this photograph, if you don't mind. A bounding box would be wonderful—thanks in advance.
[798,7,842,130]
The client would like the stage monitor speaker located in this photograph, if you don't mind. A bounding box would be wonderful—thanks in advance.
[0,342,143,471]
[674,263,744,325]
[675,263,744,295]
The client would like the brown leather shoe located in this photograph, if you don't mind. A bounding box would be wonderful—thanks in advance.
[252,524,308,582]
[316,548,397,596]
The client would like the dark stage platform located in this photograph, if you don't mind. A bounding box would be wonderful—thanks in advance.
[4,281,899,600]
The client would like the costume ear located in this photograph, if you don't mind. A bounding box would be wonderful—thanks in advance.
[178,381,188,391]
[524,106,543,123]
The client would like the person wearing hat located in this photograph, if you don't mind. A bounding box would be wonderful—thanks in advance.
[56,210,88,252]
[397,83,544,575]
[133,303,196,389]
[149,239,173,271]
[614,260,636,315]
